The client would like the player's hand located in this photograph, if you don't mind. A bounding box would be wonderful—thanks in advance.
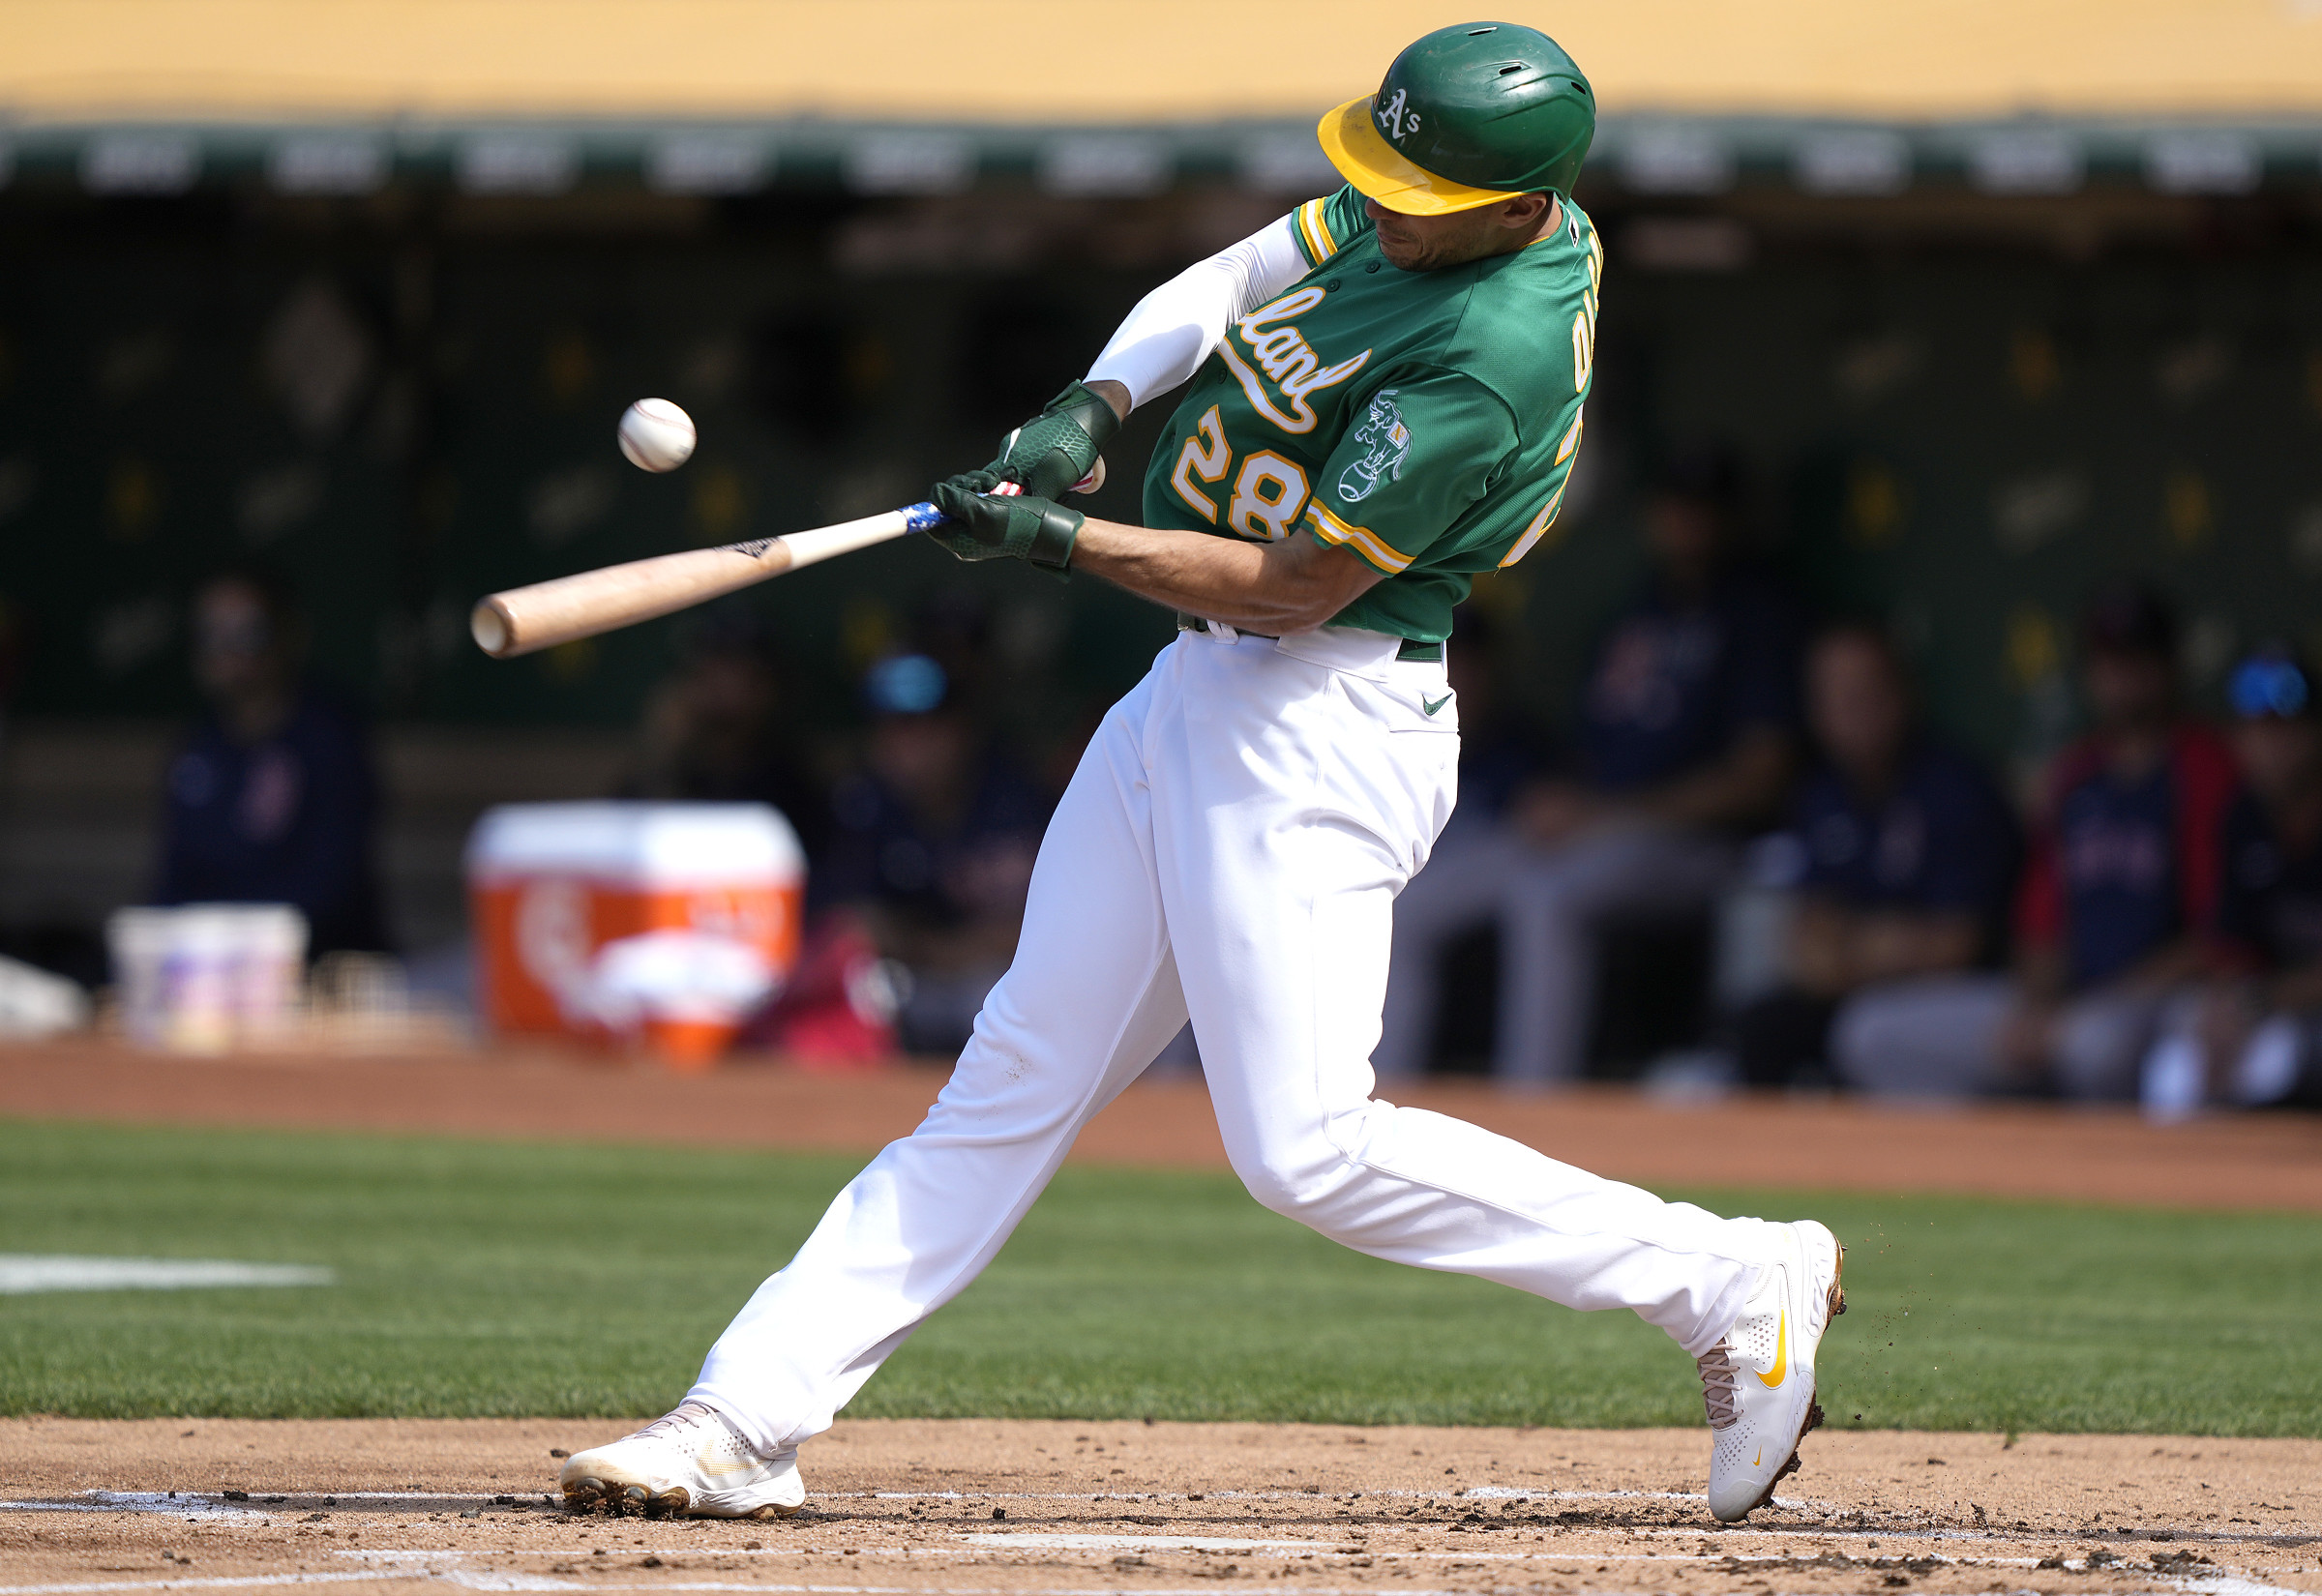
[982,381,1119,500]
[927,471,1084,573]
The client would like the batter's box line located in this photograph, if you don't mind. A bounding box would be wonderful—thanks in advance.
[15,1493,2307,1553]
[333,1542,2281,1575]
[346,1544,1860,1563]
[0,1575,405,1595]
[0,1572,2301,1596]
[392,1586,2291,1596]
[853,1487,1795,1507]
[2,1490,1729,1509]
[0,1495,264,1522]
[3,1487,1840,1515]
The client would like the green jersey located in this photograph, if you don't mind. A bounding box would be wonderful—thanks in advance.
[1139,184,1602,643]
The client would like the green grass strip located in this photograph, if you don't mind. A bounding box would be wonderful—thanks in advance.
[0,1119,2314,1433]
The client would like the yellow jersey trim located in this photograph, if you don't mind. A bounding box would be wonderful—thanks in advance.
[1501,414,1586,568]
[1295,195,1340,265]
[1307,501,1415,574]
[1308,197,1338,259]
[1499,483,1566,569]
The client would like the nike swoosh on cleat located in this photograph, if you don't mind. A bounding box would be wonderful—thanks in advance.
[1757,1311,1789,1388]
[699,1445,760,1478]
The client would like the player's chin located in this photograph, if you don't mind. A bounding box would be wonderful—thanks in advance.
[1374,238,1424,271]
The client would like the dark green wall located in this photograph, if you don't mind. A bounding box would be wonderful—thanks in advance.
[1601,248,2322,764]
[3,189,2317,766]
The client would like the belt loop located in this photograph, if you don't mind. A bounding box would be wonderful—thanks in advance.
[1176,613,1244,645]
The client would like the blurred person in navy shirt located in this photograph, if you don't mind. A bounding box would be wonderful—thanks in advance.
[618,607,829,863]
[819,652,1051,1056]
[1448,451,1801,1084]
[1372,606,1554,1079]
[154,568,387,955]
[1731,626,2017,1087]
[2140,647,2322,1114]
[1837,583,2233,1099]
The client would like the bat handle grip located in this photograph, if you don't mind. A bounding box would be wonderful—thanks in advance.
[901,501,948,531]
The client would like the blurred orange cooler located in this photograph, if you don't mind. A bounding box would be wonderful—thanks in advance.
[466,802,805,1069]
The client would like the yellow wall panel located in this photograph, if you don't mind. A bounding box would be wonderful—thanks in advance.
[1,0,2319,125]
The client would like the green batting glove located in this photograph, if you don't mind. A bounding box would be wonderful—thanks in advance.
[927,472,1084,573]
[984,380,1120,500]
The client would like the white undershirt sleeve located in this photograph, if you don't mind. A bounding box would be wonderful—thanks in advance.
[1085,213,1313,412]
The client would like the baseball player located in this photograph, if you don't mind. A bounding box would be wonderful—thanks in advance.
[559,22,1844,1526]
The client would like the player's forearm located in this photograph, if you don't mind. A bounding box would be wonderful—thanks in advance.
[1070,518,1377,635]
[2111,938,2213,993]
[1634,729,1794,830]
[1854,911,1982,983]
[1786,901,1857,995]
[2268,961,2322,1012]
[2011,944,2068,1005]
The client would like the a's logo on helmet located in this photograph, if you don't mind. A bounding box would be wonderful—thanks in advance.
[1376,88,1421,141]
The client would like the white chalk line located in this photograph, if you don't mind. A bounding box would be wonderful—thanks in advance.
[10,1489,2314,1550]
[6,1491,1699,1510]
[11,1491,2312,1551]
[0,1571,2303,1596]
[0,1496,265,1523]
[331,1542,2278,1570]
[336,1540,2266,1563]
[0,1257,334,1295]
[0,1496,555,1521]
[853,1488,1730,1505]
[0,1577,395,1595]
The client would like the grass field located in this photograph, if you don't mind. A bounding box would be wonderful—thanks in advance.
[1,1119,2315,1435]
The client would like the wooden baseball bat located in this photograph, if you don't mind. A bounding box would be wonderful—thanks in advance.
[470,501,947,659]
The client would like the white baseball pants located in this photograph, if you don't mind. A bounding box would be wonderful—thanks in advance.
[691,627,1776,1457]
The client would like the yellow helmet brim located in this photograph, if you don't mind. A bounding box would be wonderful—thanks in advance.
[1316,96,1527,217]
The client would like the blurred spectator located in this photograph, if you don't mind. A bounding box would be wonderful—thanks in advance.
[1384,451,1801,1084]
[2140,647,2322,1115]
[154,567,387,956]
[819,652,1050,1056]
[1836,582,2234,1099]
[908,589,998,720]
[619,607,828,861]
[1373,606,1553,1078]
[1728,626,2017,1087]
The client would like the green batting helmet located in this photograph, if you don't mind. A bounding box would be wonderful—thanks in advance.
[1318,21,1594,215]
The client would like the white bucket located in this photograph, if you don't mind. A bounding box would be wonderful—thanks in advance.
[107,903,309,1053]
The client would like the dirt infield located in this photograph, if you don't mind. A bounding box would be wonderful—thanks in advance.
[3,1417,2316,1596]
[5,1041,2321,1212]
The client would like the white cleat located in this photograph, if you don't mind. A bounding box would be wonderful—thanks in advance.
[1699,1219,1846,1522]
[558,1401,805,1520]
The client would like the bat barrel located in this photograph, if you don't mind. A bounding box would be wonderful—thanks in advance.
[470,505,935,659]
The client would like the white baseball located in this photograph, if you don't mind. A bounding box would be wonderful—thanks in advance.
[618,399,697,472]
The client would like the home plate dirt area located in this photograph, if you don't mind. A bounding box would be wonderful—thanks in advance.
[4,1419,2317,1596]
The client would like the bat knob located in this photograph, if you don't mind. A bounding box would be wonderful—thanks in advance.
[470,600,514,658]
[1071,457,1107,495]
